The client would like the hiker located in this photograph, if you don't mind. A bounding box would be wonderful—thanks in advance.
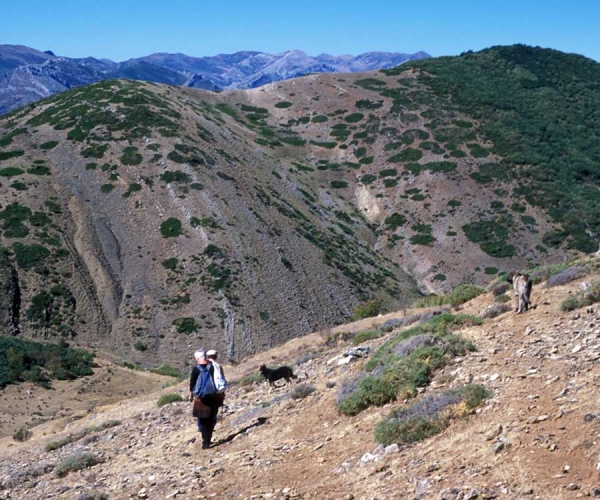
[206,349,227,412]
[190,349,220,449]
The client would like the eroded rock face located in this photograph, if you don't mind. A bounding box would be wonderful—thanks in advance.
[0,255,20,334]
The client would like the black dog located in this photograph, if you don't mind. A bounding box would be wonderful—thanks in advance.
[259,364,297,389]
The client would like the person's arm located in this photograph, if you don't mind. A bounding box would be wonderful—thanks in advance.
[189,366,199,399]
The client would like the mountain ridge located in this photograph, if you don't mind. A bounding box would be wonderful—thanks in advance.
[0,45,431,115]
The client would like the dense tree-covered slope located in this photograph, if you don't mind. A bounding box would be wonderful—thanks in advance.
[402,44,600,252]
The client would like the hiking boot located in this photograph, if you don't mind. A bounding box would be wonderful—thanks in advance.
[202,442,210,449]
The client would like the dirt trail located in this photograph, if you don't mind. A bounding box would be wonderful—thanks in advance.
[3,274,600,499]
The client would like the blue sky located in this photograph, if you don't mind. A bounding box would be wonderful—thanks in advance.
[4,0,600,61]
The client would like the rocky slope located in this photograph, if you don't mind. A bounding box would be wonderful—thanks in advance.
[0,47,589,364]
[0,45,430,115]
[2,262,600,499]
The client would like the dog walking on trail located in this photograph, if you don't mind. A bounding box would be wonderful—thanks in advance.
[507,271,533,313]
[259,364,297,389]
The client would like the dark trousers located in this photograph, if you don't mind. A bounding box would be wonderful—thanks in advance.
[197,406,219,445]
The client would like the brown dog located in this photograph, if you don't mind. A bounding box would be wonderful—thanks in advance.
[507,271,533,313]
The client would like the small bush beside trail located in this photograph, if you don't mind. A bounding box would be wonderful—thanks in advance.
[374,384,491,445]
[290,384,316,400]
[561,280,600,311]
[239,372,265,387]
[351,330,382,345]
[54,452,102,478]
[337,314,478,416]
[45,420,121,452]
[157,393,183,407]
[546,266,586,287]
[12,428,32,442]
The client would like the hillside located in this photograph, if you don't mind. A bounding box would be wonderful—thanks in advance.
[2,260,600,498]
[0,44,598,365]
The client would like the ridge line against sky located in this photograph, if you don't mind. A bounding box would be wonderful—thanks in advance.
[3,0,599,62]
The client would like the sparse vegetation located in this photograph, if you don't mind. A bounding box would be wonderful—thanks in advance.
[374,384,491,445]
[561,280,600,311]
[120,146,143,165]
[157,393,184,407]
[151,365,186,379]
[172,317,198,333]
[12,427,32,442]
[351,329,382,345]
[45,420,120,452]
[351,300,384,321]
[240,372,265,387]
[290,384,316,400]
[54,453,102,478]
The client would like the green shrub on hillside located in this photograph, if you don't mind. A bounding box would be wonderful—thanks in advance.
[356,99,383,110]
[157,393,183,407]
[27,164,50,175]
[409,234,434,246]
[12,242,50,268]
[309,140,337,149]
[351,329,383,345]
[0,150,25,161]
[374,384,491,445]
[354,78,387,90]
[462,218,516,258]
[384,213,407,230]
[160,218,183,237]
[54,453,102,478]
[240,372,265,387]
[366,314,480,371]
[388,148,422,163]
[120,146,143,165]
[160,171,191,183]
[350,300,384,321]
[45,420,120,452]
[561,280,600,311]
[330,180,348,189]
[360,174,377,185]
[172,317,198,333]
[0,167,24,177]
[81,144,108,159]
[12,427,33,442]
[344,113,364,123]
[447,284,485,305]
[39,140,59,150]
[162,257,179,270]
[0,337,94,389]
[0,128,26,147]
[151,365,186,379]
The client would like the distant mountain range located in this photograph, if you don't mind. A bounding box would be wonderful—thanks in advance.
[0,45,430,115]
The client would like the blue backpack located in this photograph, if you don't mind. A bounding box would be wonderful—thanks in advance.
[193,364,217,401]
